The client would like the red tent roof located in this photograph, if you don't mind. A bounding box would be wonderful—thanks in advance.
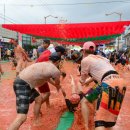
[2,21,130,39]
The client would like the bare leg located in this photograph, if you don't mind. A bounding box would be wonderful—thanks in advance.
[38,92,51,117]
[81,98,90,130]
[41,92,51,108]
[8,114,27,130]
[70,75,77,94]
[77,81,95,130]
[33,95,43,126]
[46,97,50,108]
[72,80,90,130]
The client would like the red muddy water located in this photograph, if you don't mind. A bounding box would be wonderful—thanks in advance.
[0,61,130,130]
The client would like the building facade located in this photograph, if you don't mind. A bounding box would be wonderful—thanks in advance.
[124,27,130,49]
[0,25,33,59]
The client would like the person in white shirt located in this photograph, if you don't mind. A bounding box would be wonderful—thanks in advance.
[71,41,126,130]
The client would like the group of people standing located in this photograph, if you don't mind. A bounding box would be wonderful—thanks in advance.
[0,39,128,130]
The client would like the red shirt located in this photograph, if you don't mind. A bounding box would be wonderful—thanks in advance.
[36,50,51,63]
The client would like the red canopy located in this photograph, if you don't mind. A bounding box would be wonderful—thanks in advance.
[2,21,130,39]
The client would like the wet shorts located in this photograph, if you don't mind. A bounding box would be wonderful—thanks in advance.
[94,82,126,128]
[84,84,101,103]
[84,81,126,128]
[38,82,50,93]
[13,77,40,114]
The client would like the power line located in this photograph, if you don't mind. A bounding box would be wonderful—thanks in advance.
[0,0,130,6]
[38,0,53,13]
[37,0,130,6]
[0,13,18,23]
[0,13,23,24]
[0,14,15,23]
[37,0,58,23]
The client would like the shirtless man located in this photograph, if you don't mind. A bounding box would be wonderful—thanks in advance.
[8,52,66,130]
[12,39,31,76]
[36,46,66,108]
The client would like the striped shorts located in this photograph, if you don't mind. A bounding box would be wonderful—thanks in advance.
[13,77,40,114]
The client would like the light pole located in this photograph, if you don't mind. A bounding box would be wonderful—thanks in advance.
[4,4,5,24]
[44,15,58,24]
[105,12,122,51]
[105,12,122,21]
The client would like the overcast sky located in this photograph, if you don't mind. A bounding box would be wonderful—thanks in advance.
[0,0,130,24]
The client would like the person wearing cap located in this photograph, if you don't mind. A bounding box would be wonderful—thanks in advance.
[8,52,66,130]
[35,46,66,109]
[55,46,66,56]
[72,41,126,130]
[12,39,31,76]
[37,39,50,57]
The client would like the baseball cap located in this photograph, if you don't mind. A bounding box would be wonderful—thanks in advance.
[55,46,66,55]
[49,52,61,62]
[83,41,96,51]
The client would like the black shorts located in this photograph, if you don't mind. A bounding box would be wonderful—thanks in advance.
[13,77,40,114]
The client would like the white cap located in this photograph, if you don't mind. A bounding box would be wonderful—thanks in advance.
[83,41,96,51]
